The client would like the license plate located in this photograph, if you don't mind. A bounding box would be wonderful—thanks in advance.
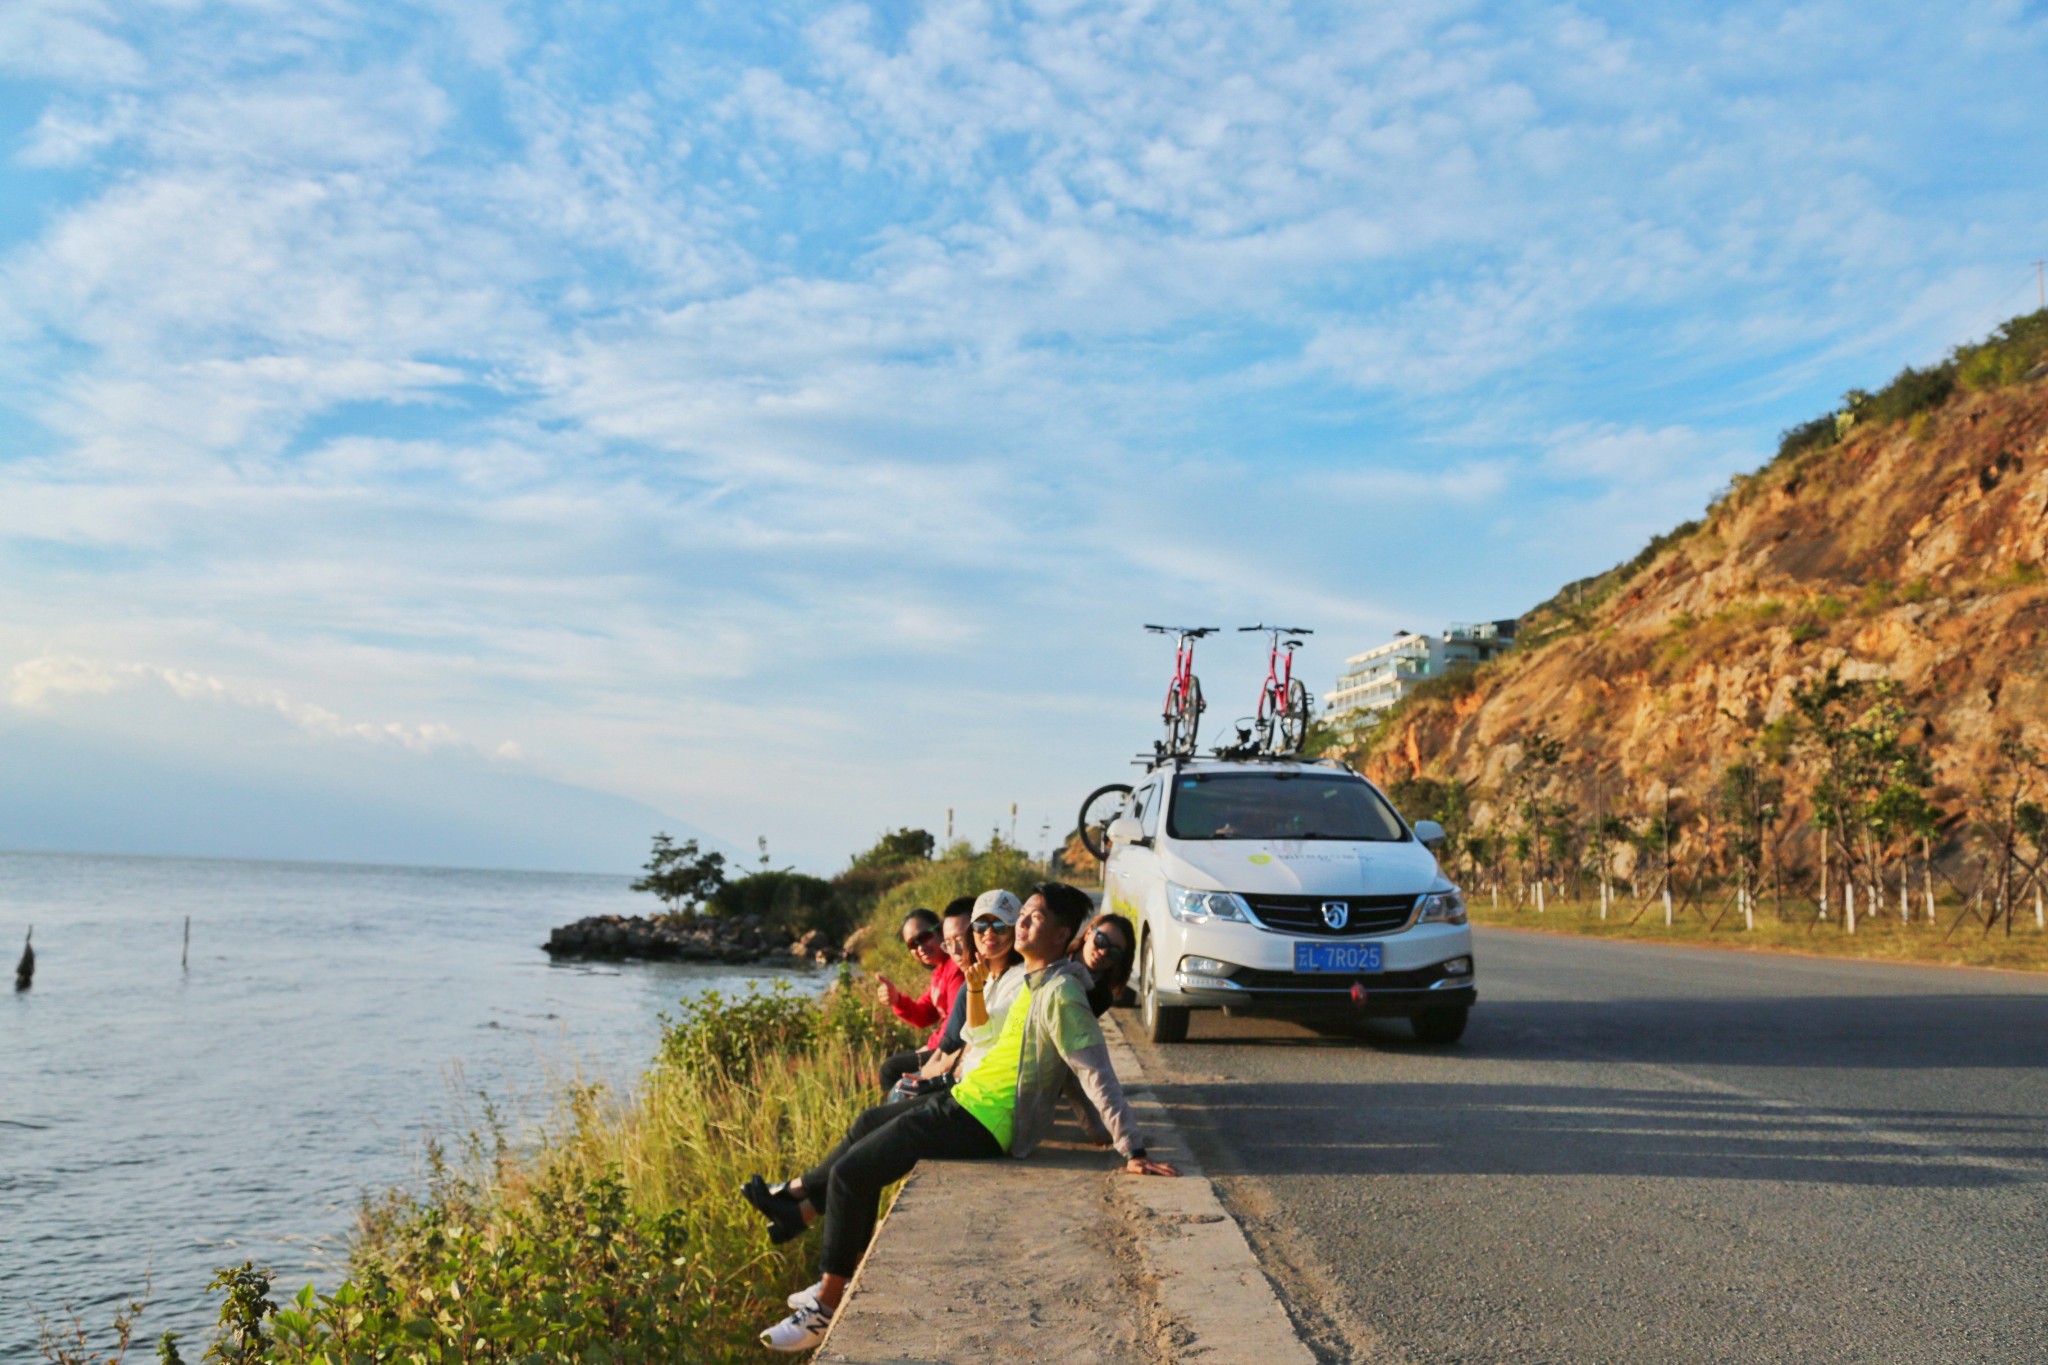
[1294,942,1383,973]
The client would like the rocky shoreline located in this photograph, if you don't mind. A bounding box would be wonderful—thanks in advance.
[543,913,847,966]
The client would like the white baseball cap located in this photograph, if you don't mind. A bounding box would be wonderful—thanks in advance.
[970,888,1022,926]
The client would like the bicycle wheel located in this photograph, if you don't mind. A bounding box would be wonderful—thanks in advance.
[1253,685,1279,753]
[1076,783,1134,863]
[1169,676,1204,754]
[1278,678,1311,753]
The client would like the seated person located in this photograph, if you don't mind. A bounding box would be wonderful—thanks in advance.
[742,882,1179,1352]
[1070,911,1136,1015]
[873,900,970,1094]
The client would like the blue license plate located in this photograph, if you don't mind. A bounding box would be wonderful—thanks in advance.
[1294,942,1383,973]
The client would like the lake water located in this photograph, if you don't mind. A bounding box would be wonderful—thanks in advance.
[0,851,823,1359]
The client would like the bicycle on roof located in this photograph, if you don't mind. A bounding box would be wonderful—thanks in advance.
[1240,624,1314,755]
[1145,624,1217,757]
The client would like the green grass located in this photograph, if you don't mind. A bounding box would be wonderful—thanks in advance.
[1471,893,2048,972]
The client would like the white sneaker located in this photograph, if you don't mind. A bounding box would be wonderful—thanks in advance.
[787,1280,824,1311]
[759,1302,834,1352]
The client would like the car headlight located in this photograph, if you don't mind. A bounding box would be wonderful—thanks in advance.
[1167,883,1250,923]
[1415,888,1467,925]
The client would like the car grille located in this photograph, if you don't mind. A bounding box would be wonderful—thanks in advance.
[1242,893,1417,937]
[1229,962,1459,991]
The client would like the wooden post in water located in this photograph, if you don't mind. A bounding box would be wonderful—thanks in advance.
[14,926,31,991]
[182,915,191,971]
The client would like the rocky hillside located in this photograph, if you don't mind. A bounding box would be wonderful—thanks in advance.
[1352,322,2048,838]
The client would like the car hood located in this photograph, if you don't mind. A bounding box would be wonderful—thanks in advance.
[1161,838,1444,896]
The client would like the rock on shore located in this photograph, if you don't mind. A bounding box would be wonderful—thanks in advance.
[543,913,845,966]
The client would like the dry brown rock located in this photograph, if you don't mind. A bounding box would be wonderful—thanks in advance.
[1351,380,2048,837]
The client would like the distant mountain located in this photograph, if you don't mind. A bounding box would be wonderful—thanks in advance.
[1351,313,2048,833]
[0,721,724,875]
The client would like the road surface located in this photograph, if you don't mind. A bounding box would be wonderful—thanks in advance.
[1117,927,2048,1364]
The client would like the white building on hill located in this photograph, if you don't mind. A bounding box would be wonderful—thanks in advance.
[1324,621,1518,718]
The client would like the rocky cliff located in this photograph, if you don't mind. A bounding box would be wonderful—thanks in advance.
[1353,363,2048,835]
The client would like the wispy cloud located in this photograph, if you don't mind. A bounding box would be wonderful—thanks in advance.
[2,0,2044,863]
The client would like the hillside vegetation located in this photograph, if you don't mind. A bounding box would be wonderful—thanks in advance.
[1340,310,2048,943]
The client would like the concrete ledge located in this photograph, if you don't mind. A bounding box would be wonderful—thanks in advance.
[818,1015,1314,1365]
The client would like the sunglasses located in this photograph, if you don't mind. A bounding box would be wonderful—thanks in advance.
[972,920,1014,935]
[903,928,939,949]
[1089,928,1130,955]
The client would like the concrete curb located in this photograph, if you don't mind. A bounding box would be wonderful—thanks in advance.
[815,1012,1314,1364]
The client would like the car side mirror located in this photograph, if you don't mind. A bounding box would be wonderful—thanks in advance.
[1107,816,1145,847]
[1413,819,1446,848]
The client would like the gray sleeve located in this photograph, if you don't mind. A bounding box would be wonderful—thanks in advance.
[1049,983,1144,1158]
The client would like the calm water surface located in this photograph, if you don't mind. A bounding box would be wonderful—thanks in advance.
[0,852,821,1359]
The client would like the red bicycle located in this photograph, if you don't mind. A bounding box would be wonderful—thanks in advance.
[1240,624,1313,754]
[1146,624,1216,755]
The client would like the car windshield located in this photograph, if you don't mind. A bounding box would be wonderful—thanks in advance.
[1165,772,1408,842]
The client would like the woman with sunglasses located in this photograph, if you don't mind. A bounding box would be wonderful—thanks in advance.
[1071,912,1136,1017]
[874,902,969,1095]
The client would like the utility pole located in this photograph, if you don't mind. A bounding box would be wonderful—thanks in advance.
[945,808,954,846]
[1009,802,1018,846]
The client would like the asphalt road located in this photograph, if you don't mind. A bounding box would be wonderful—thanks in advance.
[1117,927,2048,1365]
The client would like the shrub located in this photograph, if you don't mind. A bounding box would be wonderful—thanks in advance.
[1955,309,2048,391]
[1856,363,1955,427]
[708,868,845,939]
[1776,413,1840,464]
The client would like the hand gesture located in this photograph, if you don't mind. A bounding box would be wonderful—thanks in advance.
[963,959,991,993]
[874,976,900,1008]
[1125,1156,1180,1177]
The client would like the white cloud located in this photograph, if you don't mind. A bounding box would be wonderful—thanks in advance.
[5,653,470,754]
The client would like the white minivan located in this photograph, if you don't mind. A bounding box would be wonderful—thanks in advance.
[1097,757,1475,1044]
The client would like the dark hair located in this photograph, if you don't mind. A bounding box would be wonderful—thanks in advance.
[941,895,976,924]
[1091,912,1135,955]
[1030,881,1095,936]
[1085,912,1135,993]
[902,907,940,933]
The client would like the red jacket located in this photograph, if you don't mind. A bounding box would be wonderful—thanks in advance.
[891,956,964,1050]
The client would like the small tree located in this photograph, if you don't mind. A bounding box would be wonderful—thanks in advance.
[1718,758,1784,929]
[851,828,936,868]
[1792,667,1935,929]
[1973,728,2048,935]
[630,833,728,918]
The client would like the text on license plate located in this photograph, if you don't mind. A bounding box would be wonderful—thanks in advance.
[1294,942,1383,973]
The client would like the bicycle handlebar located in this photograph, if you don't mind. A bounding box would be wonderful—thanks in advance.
[1145,624,1219,637]
[1237,624,1314,636]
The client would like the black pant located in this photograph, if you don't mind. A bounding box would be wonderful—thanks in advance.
[800,1093,1003,1277]
[878,1046,928,1094]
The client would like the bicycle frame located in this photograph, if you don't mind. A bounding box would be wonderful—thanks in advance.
[1240,623,1313,752]
[1145,624,1216,753]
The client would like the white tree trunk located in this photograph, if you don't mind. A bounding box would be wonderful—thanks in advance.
[1663,887,1673,928]
[1847,882,1857,934]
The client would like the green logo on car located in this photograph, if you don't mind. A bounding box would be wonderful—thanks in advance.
[1248,853,1273,864]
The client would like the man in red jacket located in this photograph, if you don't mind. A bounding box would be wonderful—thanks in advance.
[873,898,972,1094]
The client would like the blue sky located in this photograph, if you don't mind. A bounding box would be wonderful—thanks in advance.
[1,0,2044,871]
